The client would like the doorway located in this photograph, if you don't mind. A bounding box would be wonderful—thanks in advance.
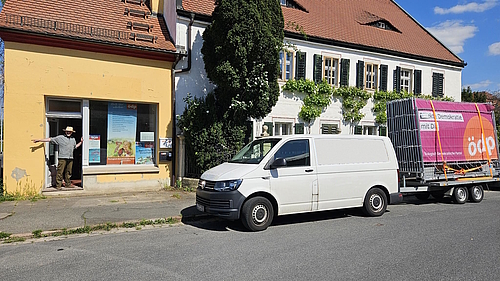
[46,118,83,189]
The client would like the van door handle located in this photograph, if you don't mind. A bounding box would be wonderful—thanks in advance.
[305,169,314,173]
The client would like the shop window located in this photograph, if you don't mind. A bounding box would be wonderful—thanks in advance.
[89,101,156,165]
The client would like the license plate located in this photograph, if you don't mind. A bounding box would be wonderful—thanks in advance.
[196,203,205,212]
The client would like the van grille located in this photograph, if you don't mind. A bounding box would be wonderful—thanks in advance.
[198,179,216,190]
[196,195,231,209]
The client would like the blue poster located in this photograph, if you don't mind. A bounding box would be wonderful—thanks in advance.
[89,135,101,163]
[107,103,137,164]
[135,142,154,164]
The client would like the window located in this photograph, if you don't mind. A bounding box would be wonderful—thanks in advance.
[274,139,310,167]
[400,68,412,93]
[432,72,444,97]
[321,124,339,134]
[279,50,295,81]
[354,125,376,135]
[365,62,378,90]
[89,101,156,166]
[323,57,339,86]
[274,122,292,136]
[230,138,280,164]
[280,0,286,5]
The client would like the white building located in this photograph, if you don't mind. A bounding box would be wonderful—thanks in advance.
[171,0,465,177]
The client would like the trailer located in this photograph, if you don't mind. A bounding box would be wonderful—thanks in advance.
[386,98,500,203]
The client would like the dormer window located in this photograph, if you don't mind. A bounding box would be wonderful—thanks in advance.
[377,21,386,29]
[280,0,308,12]
[370,20,399,32]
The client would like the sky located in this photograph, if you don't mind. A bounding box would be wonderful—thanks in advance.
[395,0,500,94]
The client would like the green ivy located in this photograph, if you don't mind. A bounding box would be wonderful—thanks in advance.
[283,79,333,123]
[373,90,454,124]
[334,87,372,123]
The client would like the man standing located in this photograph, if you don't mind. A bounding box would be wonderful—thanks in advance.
[32,126,82,190]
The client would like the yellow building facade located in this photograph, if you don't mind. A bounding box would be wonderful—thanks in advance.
[0,0,178,194]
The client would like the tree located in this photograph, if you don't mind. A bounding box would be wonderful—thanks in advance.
[201,0,284,122]
[461,86,486,103]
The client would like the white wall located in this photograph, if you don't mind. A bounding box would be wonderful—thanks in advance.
[175,15,463,138]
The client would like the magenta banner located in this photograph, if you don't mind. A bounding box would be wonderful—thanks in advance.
[414,99,498,163]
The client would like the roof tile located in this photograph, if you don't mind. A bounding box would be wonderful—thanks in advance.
[0,0,176,53]
[180,0,463,65]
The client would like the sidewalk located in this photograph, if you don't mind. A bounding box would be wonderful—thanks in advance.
[0,189,202,235]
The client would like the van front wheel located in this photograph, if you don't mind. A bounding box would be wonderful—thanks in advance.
[363,188,387,217]
[241,197,274,232]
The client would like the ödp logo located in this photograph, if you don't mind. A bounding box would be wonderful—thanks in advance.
[463,116,498,160]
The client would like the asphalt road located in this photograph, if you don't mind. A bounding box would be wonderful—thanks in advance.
[1,191,499,281]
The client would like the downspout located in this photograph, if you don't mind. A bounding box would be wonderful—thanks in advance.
[172,13,194,186]
[175,13,195,74]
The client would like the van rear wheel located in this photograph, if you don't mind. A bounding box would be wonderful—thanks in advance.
[363,188,387,217]
[241,197,274,232]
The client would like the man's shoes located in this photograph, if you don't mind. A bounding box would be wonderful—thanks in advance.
[65,185,78,188]
[55,186,62,191]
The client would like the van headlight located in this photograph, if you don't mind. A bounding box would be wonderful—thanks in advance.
[214,179,243,192]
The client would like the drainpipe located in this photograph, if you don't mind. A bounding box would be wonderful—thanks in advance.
[175,13,195,74]
[171,13,194,186]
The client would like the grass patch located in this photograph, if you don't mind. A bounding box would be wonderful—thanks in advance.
[171,193,181,199]
[32,229,43,238]
[3,236,26,244]
[5,217,182,242]
[110,200,119,203]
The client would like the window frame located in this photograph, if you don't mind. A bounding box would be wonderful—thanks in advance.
[364,62,379,90]
[273,139,311,168]
[323,56,340,87]
[400,68,413,93]
[279,50,295,81]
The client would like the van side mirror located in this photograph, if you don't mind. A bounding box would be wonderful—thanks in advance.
[270,158,287,169]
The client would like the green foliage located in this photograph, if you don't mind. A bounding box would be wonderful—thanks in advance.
[373,90,454,124]
[201,0,284,120]
[284,79,333,123]
[461,86,487,102]
[32,229,43,238]
[334,87,372,123]
[178,94,246,173]
[0,232,11,239]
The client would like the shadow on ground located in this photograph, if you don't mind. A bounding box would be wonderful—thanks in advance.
[181,206,371,232]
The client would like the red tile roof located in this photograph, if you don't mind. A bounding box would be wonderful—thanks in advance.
[180,0,464,66]
[0,0,176,54]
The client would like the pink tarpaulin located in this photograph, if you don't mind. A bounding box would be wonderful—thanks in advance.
[414,99,498,163]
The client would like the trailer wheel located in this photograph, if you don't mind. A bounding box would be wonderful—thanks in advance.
[241,197,274,232]
[468,185,484,203]
[415,193,430,201]
[452,186,468,204]
[363,188,387,217]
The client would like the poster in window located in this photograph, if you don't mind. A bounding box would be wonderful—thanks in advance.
[89,135,101,163]
[135,142,154,164]
[160,138,172,149]
[107,103,137,164]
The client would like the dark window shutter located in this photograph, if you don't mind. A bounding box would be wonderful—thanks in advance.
[294,123,304,134]
[432,73,444,97]
[313,54,323,83]
[379,64,388,91]
[414,70,422,94]
[356,60,364,89]
[340,58,350,87]
[321,125,329,134]
[393,66,401,93]
[354,125,363,135]
[263,122,273,136]
[295,52,306,80]
[379,126,387,136]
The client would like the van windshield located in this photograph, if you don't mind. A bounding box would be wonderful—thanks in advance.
[230,138,281,164]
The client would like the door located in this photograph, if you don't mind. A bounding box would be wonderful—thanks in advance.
[269,139,318,214]
[45,118,83,188]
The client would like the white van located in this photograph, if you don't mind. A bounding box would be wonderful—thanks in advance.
[196,135,402,231]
